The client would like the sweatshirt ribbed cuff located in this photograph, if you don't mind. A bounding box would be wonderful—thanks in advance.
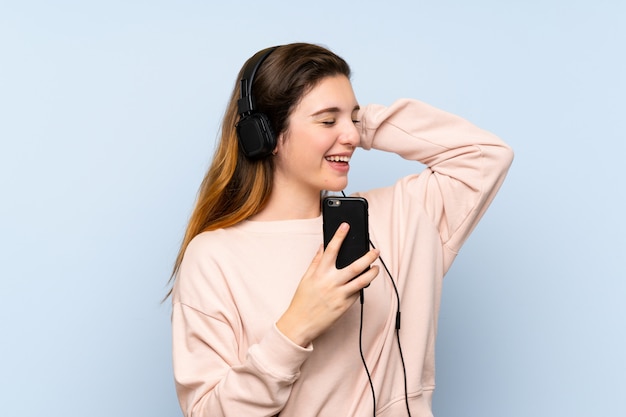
[248,324,313,383]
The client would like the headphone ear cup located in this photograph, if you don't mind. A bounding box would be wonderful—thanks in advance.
[236,112,276,159]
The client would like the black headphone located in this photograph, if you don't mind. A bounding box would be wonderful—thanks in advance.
[236,46,279,159]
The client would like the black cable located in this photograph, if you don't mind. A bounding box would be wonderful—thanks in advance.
[359,290,376,417]
[372,246,412,417]
[341,191,411,417]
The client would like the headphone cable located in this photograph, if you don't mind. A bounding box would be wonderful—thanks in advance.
[359,290,376,417]
[370,240,412,417]
[342,191,411,416]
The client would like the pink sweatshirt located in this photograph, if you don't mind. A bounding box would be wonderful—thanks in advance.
[171,99,513,416]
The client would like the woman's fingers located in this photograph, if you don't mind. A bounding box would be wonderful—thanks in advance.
[345,264,380,294]
[322,222,380,286]
[346,248,379,278]
[322,222,350,259]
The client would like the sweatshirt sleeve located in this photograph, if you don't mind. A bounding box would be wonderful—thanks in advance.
[357,98,513,270]
[171,238,313,417]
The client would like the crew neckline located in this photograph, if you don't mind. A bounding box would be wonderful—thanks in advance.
[237,215,322,234]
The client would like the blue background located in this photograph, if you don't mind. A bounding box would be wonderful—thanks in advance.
[1,1,624,416]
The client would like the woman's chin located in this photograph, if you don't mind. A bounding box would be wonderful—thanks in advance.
[326,182,348,193]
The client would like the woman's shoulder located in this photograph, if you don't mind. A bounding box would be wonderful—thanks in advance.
[181,227,242,263]
[175,228,242,302]
[188,227,234,247]
[355,172,423,207]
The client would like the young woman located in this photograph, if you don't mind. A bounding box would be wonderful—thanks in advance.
[169,43,513,417]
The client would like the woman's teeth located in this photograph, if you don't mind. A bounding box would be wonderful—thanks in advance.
[325,155,350,162]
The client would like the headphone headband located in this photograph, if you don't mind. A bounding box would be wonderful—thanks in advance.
[237,46,279,116]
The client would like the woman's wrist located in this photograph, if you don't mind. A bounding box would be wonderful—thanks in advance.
[276,312,313,348]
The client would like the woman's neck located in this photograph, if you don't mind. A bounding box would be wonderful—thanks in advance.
[249,184,322,221]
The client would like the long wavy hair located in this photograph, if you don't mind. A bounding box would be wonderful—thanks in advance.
[166,43,351,297]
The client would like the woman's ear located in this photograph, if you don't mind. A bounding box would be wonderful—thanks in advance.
[273,132,285,156]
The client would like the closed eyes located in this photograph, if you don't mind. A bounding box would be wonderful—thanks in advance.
[320,119,360,126]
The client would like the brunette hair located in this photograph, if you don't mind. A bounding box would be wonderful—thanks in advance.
[166,43,351,296]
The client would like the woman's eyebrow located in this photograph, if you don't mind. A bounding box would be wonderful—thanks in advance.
[310,107,340,117]
[310,105,360,117]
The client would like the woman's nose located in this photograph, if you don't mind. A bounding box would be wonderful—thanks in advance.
[339,120,360,147]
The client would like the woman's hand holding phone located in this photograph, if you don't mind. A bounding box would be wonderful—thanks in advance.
[276,223,379,348]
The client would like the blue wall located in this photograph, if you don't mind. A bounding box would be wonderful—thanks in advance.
[1,1,624,416]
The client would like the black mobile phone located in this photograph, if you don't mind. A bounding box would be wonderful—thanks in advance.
[322,196,370,271]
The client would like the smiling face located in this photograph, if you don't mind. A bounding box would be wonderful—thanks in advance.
[273,75,360,196]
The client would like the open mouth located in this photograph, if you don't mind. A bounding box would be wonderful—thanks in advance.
[325,155,351,162]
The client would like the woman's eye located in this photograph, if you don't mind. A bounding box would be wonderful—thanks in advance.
[352,119,360,124]
[321,120,336,126]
